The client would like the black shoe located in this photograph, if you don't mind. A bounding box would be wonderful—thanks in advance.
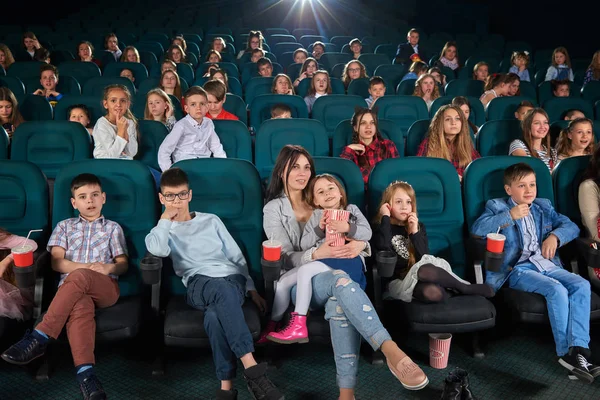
[1,330,48,365]
[216,389,238,400]
[453,368,475,400]
[558,347,594,384]
[440,370,462,400]
[79,374,106,400]
[568,363,600,380]
[243,362,284,400]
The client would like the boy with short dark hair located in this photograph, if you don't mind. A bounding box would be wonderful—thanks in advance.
[366,76,386,108]
[145,168,284,400]
[251,48,265,63]
[551,79,571,97]
[257,57,273,77]
[395,28,428,65]
[514,100,535,121]
[33,64,63,107]
[471,163,597,382]
[158,86,226,171]
[2,173,128,400]
[270,103,292,119]
[203,79,238,121]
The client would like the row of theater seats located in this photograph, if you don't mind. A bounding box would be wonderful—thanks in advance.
[2,154,599,373]
[2,112,600,183]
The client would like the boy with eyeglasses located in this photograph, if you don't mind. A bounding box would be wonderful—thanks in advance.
[158,86,226,172]
[145,168,284,400]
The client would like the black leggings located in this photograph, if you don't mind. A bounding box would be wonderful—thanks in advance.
[411,264,494,303]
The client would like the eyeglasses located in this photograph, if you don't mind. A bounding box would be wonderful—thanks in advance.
[348,68,361,73]
[161,190,190,201]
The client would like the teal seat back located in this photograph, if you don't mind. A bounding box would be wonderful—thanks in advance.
[375,95,429,138]
[373,64,407,93]
[0,160,49,243]
[7,61,46,79]
[476,120,522,157]
[286,63,302,81]
[0,127,8,159]
[134,41,164,59]
[52,159,158,296]
[222,93,247,125]
[196,62,239,81]
[54,95,105,124]
[0,76,26,102]
[465,55,501,74]
[103,62,149,88]
[396,79,416,95]
[538,80,581,106]
[487,96,537,121]
[357,53,390,76]
[135,120,168,171]
[463,156,554,230]
[319,53,353,72]
[140,33,170,50]
[18,94,53,121]
[368,158,467,276]
[82,76,136,98]
[244,77,275,105]
[168,158,263,295]
[11,121,92,179]
[332,118,405,157]
[213,119,252,162]
[311,95,368,138]
[58,61,101,86]
[268,35,297,46]
[444,79,484,98]
[312,156,365,212]
[255,118,329,179]
[543,97,594,123]
[552,155,591,227]
[429,95,486,126]
[137,77,161,96]
[248,94,309,131]
[582,81,600,104]
[519,81,537,103]
[176,63,194,86]
[347,77,394,98]
[406,119,431,156]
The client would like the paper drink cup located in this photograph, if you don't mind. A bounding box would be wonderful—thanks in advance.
[486,233,506,253]
[12,244,34,267]
[263,240,282,261]
[325,209,350,247]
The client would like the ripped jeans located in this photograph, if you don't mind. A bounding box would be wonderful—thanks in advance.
[290,262,392,389]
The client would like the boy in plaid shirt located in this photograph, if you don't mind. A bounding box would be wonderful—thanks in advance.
[2,173,128,400]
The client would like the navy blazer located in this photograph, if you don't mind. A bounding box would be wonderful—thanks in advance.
[395,42,428,65]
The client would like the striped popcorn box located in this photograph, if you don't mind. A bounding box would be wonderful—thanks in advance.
[428,333,452,369]
[325,209,350,247]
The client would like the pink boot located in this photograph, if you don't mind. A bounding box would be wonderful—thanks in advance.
[266,312,309,344]
[256,320,278,344]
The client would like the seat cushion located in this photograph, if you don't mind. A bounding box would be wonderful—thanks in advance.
[388,295,496,333]
[164,296,261,348]
[500,288,600,324]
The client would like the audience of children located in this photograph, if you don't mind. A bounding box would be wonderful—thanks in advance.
[104,33,122,62]
[271,74,294,95]
[366,76,386,109]
[0,87,25,138]
[294,57,318,87]
[120,46,140,63]
[451,96,479,135]
[304,70,331,113]
[472,62,489,82]
[33,64,63,107]
[555,117,595,163]
[311,41,325,60]
[509,51,531,82]
[505,73,521,96]
[67,104,94,135]
[76,41,100,66]
[480,73,510,110]
[434,41,460,71]
[428,67,447,87]
[145,88,177,130]
[412,73,440,111]
[257,57,273,77]
[237,31,263,59]
[545,47,574,81]
[349,38,362,59]
[342,60,368,89]
[395,28,428,65]
[552,79,571,97]
[509,107,557,171]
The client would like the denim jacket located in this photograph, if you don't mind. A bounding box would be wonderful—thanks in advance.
[470,197,579,291]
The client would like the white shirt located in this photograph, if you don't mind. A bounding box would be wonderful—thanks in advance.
[92,116,138,159]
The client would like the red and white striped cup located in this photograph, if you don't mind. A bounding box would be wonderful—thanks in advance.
[325,209,350,247]
[428,333,452,369]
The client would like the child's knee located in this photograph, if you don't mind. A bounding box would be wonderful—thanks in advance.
[332,270,352,287]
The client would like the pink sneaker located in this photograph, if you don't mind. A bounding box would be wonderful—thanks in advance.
[256,320,278,344]
[266,312,309,344]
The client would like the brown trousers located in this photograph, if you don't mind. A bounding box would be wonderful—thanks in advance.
[36,268,119,366]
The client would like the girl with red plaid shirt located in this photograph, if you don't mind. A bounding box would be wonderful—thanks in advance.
[416,105,480,181]
[339,107,400,187]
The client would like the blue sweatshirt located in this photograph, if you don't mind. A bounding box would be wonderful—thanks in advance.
[145,212,256,291]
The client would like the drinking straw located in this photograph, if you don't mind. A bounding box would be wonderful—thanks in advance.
[18,229,43,249]
[496,227,501,234]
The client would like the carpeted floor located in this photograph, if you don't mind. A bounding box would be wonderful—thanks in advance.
[1,323,600,400]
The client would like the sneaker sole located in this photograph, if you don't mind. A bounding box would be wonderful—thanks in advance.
[247,388,284,400]
[265,336,309,344]
[1,352,45,366]
[558,359,594,383]
[388,367,429,391]
[569,371,600,380]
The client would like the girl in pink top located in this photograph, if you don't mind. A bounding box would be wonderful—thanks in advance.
[0,228,38,320]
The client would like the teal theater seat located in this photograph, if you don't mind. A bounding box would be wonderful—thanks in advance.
[248,94,308,131]
[83,76,137,98]
[332,118,405,157]
[313,156,365,212]
[58,61,101,86]
[487,96,537,121]
[135,120,168,171]
[476,120,522,157]
[543,97,594,122]
[311,95,368,138]
[18,94,53,121]
[375,95,429,138]
[53,95,106,125]
[213,119,252,162]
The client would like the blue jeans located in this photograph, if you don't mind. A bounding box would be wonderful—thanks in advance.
[509,264,591,356]
[186,274,254,380]
[291,266,392,389]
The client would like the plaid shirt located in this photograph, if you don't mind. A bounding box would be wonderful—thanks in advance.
[340,138,399,186]
[47,216,127,286]
[416,138,480,177]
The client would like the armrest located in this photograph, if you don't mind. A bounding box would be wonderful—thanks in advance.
[576,237,600,267]
[262,257,282,311]
[32,250,50,321]
[372,251,397,313]
[468,237,504,284]
[140,253,163,317]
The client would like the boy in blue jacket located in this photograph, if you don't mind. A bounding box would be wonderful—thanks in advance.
[471,163,597,382]
[145,168,284,400]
